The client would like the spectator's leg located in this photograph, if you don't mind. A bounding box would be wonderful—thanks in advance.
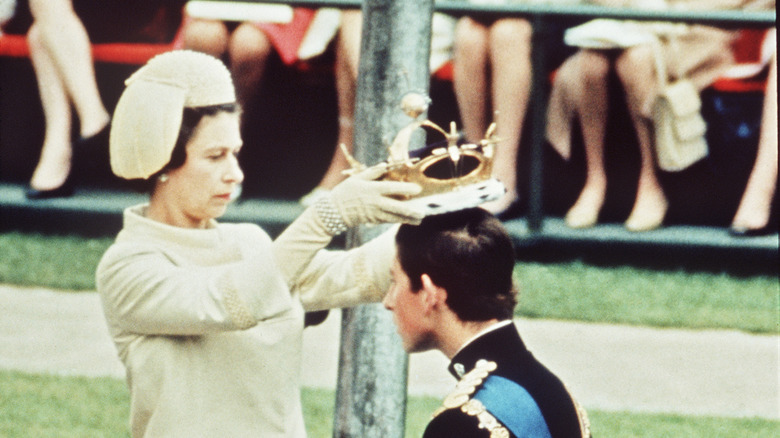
[565,50,611,228]
[228,23,273,110]
[301,9,362,205]
[336,9,362,80]
[28,0,109,139]
[479,18,532,215]
[730,51,778,234]
[181,17,229,58]
[27,23,72,191]
[453,17,489,144]
[616,45,668,231]
[318,30,358,189]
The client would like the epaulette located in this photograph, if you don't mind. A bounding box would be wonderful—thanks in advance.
[432,359,510,438]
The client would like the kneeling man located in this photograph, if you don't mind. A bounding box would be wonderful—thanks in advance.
[384,208,591,438]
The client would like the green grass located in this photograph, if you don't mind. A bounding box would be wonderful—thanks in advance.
[0,233,777,435]
[2,371,777,438]
[1,231,777,333]
[515,260,779,333]
[0,232,112,291]
[0,371,131,438]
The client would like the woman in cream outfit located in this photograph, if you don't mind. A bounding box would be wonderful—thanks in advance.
[96,50,424,437]
[547,0,775,231]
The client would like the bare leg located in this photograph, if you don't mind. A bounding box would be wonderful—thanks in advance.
[337,10,362,82]
[229,23,272,109]
[565,50,611,228]
[453,17,489,146]
[28,0,109,138]
[616,46,668,231]
[302,9,362,204]
[480,18,532,214]
[27,23,72,191]
[317,33,357,190]
[27,0,109,192]
[181,18,229,57]
[731,51,778,232]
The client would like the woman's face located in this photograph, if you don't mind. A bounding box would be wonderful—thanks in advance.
[149,111,244,228]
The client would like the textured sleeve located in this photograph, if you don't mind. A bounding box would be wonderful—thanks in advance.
[292,226,398,311]
[96,231,293,336]
[272,206,335,286]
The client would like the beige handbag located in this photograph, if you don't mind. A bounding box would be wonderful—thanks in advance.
[651,38,709,172]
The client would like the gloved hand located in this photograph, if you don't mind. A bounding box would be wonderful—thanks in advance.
[317,163,424,234]
[273,164,423,285]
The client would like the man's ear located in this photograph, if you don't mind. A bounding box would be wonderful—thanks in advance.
[420,274,447,309]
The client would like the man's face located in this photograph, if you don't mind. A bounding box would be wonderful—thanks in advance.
[383,256,436,353]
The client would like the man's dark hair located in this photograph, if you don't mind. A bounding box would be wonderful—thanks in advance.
[395,208,518,321]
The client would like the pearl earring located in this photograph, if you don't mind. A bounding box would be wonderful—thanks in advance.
[158,173,169,183]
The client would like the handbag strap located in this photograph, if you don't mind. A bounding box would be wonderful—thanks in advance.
[652,38,668,88]
[651,25,685,89]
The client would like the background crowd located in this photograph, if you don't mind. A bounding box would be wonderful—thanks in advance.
[0,0,776,234]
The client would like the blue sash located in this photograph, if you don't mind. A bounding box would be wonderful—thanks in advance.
[473,375,552,438]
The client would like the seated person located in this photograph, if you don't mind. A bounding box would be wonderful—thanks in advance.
[452,3,532,218]
[179,4,339,112]
[546,0,774,231]
[300,10,458,206]
[384,208,591,437]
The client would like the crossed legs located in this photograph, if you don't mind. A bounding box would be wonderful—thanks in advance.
[27,0,109,192]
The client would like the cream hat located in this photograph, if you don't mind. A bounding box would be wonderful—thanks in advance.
[110,50,236,179]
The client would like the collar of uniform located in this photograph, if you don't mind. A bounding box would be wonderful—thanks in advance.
[448,321,526,379]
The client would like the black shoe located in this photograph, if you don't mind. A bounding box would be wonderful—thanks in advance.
[77,121,110,150]
[74,121,112,180]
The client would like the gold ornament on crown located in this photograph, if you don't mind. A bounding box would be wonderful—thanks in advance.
[340,92,502,201]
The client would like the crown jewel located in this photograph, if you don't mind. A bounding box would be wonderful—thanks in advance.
[342,92,505,215]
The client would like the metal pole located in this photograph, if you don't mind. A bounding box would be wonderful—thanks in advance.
[333,0,434,437]
[526,14,550,233]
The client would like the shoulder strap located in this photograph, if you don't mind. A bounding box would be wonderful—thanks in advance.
[474,375,552,438]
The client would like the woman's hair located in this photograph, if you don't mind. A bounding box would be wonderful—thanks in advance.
[395,208,518,321]
[130,103,239,192]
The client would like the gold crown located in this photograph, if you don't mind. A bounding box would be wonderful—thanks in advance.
[341,93,505,213]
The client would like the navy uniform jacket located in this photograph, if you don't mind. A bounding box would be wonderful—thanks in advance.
[423,322,591,438]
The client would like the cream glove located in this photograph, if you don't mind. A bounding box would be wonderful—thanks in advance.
[273,164,423,284]
[324,163,425,231]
